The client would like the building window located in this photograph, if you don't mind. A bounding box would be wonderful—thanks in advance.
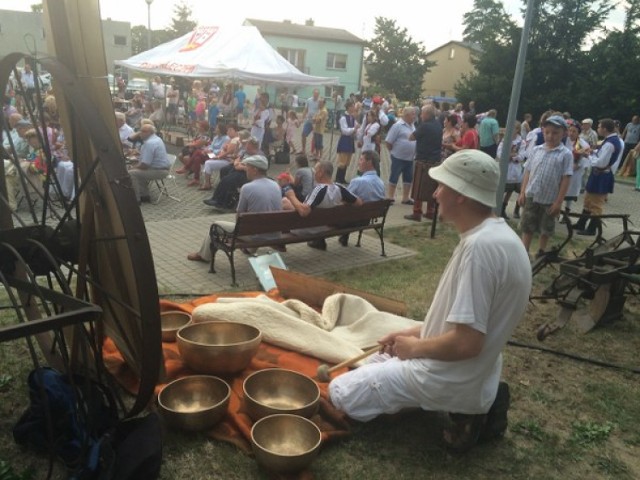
[440,91,447,97]
[114,35,127,46]
[277,48,306,71]
[324,86,345,98]
[326,53,347,70]
[448,47,455,60]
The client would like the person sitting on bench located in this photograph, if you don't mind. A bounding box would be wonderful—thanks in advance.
[283,160,362,251]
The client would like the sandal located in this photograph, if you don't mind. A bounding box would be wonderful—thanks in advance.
[175,168,187,174]
[198,185,212,191]
[186,179,200,187]
[401,199,414,205]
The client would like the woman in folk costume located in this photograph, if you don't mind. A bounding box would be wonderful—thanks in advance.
[335,100,359,184]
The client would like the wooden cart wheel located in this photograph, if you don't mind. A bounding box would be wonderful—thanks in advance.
[0,53,161,417]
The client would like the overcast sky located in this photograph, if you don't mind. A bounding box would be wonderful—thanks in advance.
[0,0,627,51]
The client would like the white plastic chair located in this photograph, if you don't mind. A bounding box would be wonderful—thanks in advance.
[153,154,181,204]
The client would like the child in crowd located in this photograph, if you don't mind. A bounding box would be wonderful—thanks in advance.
[518,115,573,257]
[285,110,300,154]
[276,171,295,198]
[497,122,524,219]
[291,154,314,201]
[561,121,590,222]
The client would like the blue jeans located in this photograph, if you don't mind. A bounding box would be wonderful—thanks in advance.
[389,156,413,185]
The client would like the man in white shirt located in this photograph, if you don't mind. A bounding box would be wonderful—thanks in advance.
[574,118,623,236]
[329,149,532,452]
[116,112,134,150]
[301,89,320,154]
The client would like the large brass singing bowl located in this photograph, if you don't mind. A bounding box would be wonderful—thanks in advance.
[177,321,262,375]
[161,311,192,343]
[251,414,322,473]
[157,375,231,431]
[243,368,320,421]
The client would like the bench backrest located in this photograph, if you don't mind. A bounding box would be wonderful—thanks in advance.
[234,199,392,237]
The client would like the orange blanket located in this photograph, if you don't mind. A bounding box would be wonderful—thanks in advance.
[103,291,352,453]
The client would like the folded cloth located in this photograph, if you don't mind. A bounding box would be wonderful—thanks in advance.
[192,293,421,365]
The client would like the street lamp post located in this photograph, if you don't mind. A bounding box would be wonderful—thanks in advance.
[145,0,153,50]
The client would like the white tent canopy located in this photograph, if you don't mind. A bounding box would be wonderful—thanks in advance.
[116,25,339,86]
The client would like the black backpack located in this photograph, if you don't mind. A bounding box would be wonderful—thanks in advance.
[13,367,162,480]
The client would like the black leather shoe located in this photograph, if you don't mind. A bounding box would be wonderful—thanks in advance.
[338,234,349,247]
[203,198,221,207]
[307,239,327,251]
[404,214,421,222]
[139,195,151,203]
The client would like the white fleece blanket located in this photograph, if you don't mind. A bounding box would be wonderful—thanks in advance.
[192,293,422,364]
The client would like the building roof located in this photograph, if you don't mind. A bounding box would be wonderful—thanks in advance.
[244,18,364,45]
[425,40,482,57]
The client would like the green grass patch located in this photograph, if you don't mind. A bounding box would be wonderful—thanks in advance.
[1,221,639,479]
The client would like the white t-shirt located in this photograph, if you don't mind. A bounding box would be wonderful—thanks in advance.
[403,218,531,414]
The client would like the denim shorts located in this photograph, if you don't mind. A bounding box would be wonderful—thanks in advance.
[302,120,313,137]
[389,156,413,185]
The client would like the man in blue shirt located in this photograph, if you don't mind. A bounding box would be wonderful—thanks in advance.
[128,124,171,203]
[234,85,246,119]
[338,150,385,246]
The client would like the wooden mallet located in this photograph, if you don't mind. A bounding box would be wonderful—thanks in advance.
[316,345,381,382]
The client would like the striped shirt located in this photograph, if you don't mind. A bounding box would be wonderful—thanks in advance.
[524,144,573,204]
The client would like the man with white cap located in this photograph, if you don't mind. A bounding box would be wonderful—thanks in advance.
[329,149,532,451]
[580,118,598,147]
[187,154,281,263]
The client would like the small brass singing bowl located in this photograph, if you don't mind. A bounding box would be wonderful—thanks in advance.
[177,321,262,375]
[157,375,231,431]
[160,311,192,342]
[243,368,320,421]
[251,414,322,473]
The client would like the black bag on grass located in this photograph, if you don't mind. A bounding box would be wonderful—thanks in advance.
[13,367,162,480]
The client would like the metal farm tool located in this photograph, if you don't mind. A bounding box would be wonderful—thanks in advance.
[534,215,640,340]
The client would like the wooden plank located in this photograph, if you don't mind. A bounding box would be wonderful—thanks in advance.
[271,267,407,317]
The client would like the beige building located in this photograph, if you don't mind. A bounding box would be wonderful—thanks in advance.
[0,9,130,73]
[422,41,481,100]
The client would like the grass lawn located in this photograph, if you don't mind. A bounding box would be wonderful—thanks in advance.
[1,221,639,479]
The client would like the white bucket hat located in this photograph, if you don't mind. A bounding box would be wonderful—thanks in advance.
[429,150,499,208]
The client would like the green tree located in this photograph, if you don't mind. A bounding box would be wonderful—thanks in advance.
[578,0,640,120]
[30,3,43,13]
[365,17,434,101]
[456,0,614,122]
[131,25,148,55]
[169,1,197,37]
[456,0,521,116]
[462,0,518,47]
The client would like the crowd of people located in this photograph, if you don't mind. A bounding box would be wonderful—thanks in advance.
[2,77,74,210]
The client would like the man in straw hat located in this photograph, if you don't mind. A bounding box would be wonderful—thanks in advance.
[329,149,532,451]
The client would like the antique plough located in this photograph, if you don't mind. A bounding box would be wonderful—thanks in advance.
[531,213,640,340]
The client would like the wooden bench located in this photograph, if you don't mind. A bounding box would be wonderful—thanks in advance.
[208,199,393,285]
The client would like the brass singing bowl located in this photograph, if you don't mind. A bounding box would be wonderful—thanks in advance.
[177,321,262,375]
[243,368,320,421]
[251,414,322,473]
[160,311,192,342]
[157,375,231,431]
